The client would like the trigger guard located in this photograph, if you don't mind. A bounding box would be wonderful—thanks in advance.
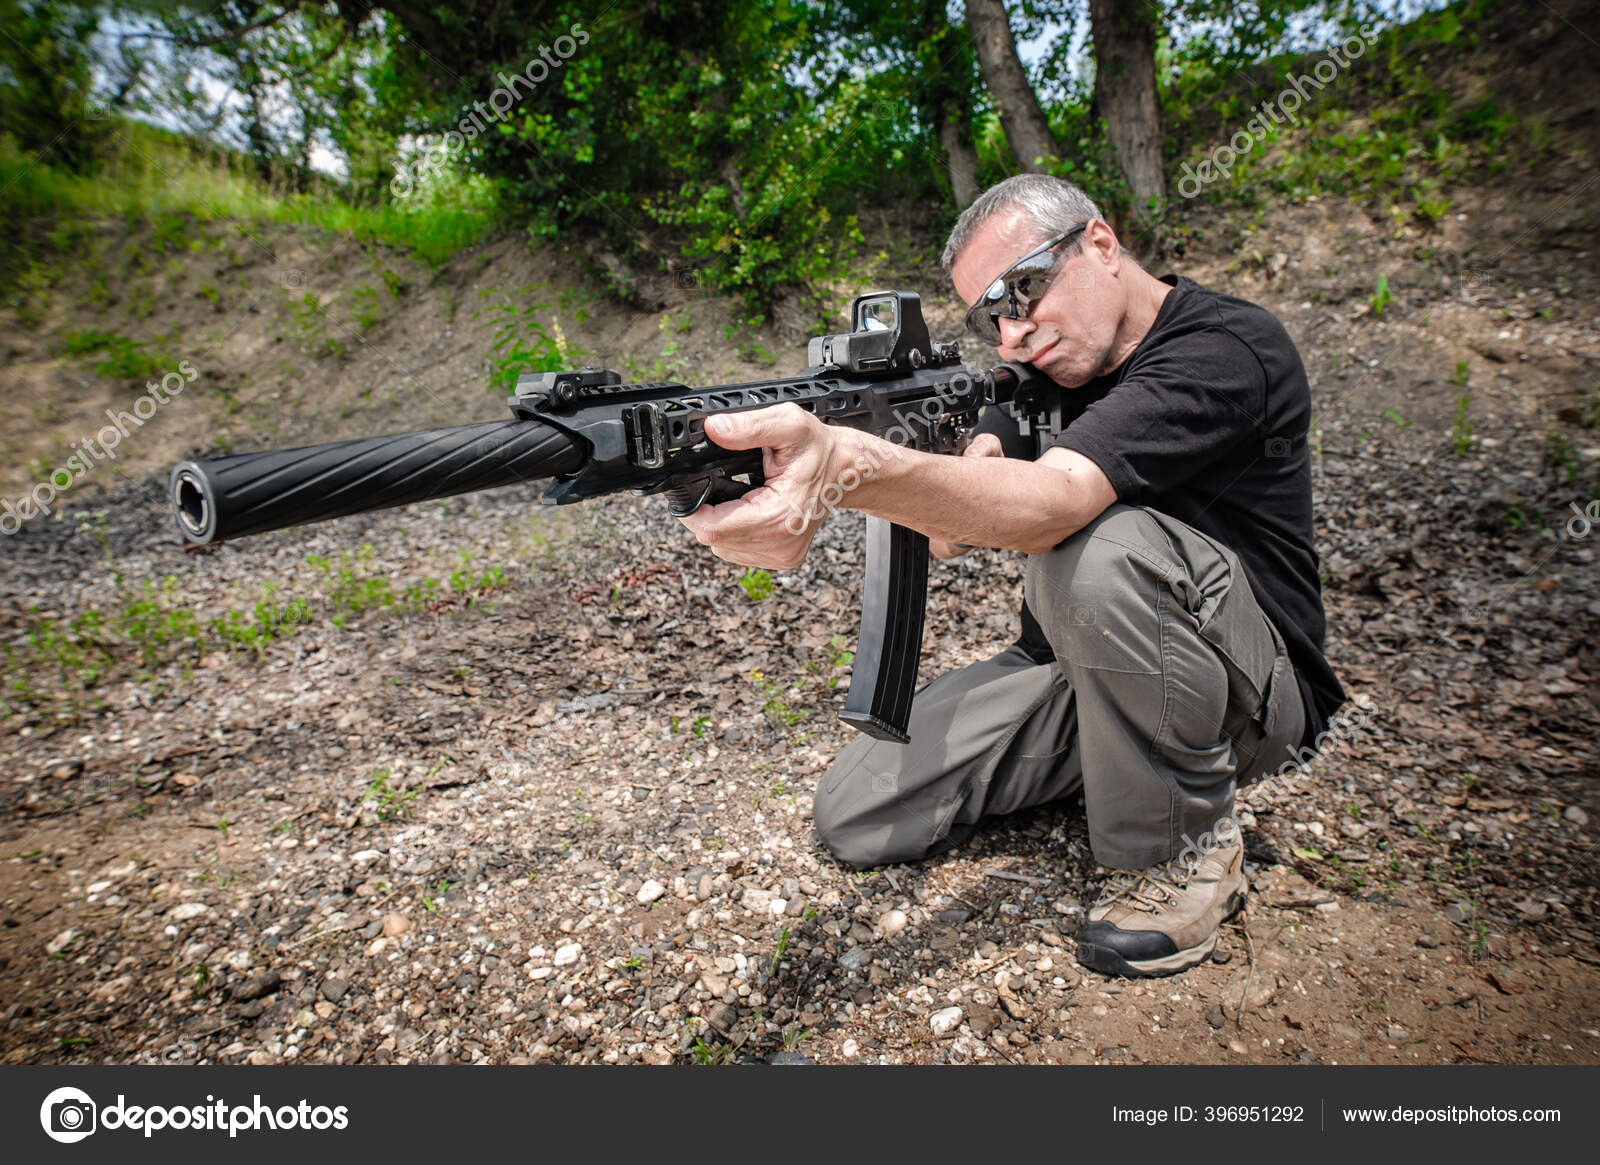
[666,478,715,517]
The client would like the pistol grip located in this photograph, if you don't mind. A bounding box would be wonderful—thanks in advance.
[839,517,929,743]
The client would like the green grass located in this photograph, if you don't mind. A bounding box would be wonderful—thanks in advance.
[1,123,495,269]
[739,568,774,602]
[361,768,419,823]
[1369,274,1392,317]
[60,327,174,379]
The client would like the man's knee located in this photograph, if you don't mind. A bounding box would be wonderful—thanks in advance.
[813,752,953,870]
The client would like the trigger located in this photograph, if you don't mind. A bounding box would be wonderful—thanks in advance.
[665,477,715,517]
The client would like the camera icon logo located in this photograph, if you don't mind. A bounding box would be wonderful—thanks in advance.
[870,772,897,794]
[1265,437,1291,458]
[40,1086,97,1143]
[1069,604,1096,626]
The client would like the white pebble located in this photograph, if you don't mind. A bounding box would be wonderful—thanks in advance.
[637,880,666,904]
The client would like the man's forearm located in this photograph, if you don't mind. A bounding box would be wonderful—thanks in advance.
[833,427,1107,556]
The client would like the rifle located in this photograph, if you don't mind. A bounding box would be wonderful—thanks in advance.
[168,291,1058,742]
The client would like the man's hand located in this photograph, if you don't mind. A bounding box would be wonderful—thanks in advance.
[929,432,1004,559]
[676,403,846,570]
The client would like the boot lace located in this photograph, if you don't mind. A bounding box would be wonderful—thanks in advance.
[1097,857,1194,914]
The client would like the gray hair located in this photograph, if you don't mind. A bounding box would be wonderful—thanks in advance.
[940,174,1107,271]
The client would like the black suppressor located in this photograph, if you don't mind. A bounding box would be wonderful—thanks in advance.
[171,419,584,543]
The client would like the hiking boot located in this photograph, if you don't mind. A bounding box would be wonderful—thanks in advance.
[1075,838,1247,978]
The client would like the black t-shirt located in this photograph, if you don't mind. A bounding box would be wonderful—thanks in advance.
[973,273,1345,752]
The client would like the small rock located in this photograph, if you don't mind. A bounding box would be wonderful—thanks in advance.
[1228,1039,1248,1054]
[1051,899,1082,915]
[45,929,77,956]
[1207,1005,1226,1029]
[1444,903,1468,924]
[637,880,667,905]
[838,947,866,971]
[1387,1025,1408,1040]
[1417,931,1440,949]
[168,902,209,921]
[232,970,282,1002]
[553,943,582,966]
[769,1051,812,1065]
[1513,899,1548,919]
[706,1003,737,1033]
[1331,1022,1363,1041]
[966,1003,1001,1038]
[935,909,972,924]
[236,999,265,1019]
[878,909,908,938]
[929,1006,963,1036]
[321,978,350,1003]
[381,913,411,937]
[1565,806,1589,826]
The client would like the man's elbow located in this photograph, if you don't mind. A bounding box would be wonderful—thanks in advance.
[1016,502,1097,556]
[1017,524,1075,557]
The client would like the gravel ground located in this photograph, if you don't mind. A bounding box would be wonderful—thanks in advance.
[1,391,1596,1064]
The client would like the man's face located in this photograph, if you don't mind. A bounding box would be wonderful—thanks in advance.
[950,208,1124,388]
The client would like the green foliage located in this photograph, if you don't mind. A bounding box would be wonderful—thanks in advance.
[738,568,774,602]
[60,328,171,379]
[0,0,106,171]
[1450,361,1473,455]
[1368,274,1391,317]
[1162,1,1548,213]
[1452,393,1474,456]
[749,668,809,728]
[474,286,583,391]
[361,768,419,822]
[0,123,493,274]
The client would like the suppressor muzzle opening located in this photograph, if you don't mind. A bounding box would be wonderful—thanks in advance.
[172,466,215,543]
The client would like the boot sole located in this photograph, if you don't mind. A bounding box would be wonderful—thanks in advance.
[1076,889,1247,979]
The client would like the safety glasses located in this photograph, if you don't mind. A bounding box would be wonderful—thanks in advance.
[962,223,1088,346]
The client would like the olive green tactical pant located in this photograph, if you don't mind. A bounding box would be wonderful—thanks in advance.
[813,504,1308,871]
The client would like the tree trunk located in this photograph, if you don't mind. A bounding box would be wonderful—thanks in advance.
[1089,0,1165,223]
[964,0,1058,172]
[936,101,981,209]
[918,0,980,209]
